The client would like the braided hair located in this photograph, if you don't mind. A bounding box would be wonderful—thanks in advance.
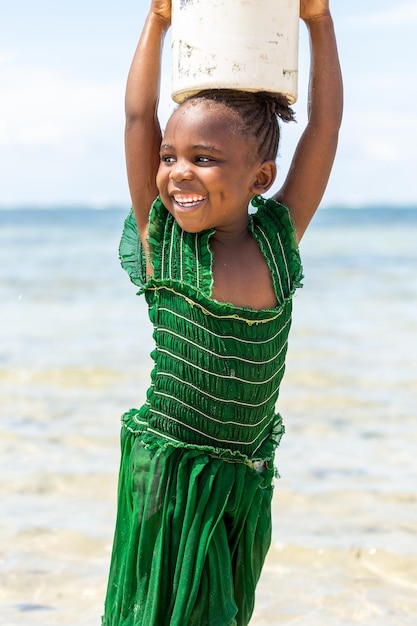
[182,89,295,162]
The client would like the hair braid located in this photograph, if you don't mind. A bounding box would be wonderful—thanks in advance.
[183,89,295,161]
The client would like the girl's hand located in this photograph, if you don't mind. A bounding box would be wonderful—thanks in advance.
[151,0,172,24]
[300,0,330,22]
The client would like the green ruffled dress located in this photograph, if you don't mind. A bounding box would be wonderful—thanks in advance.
[102,195,303,626]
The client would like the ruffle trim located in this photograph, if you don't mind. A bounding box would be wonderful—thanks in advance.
[144,279,288,324]
[250,194,304,300]
[147,197,213,293]
[121,407,284,472]
[119,195,303,315]
[146,195,168,270]
[118,208,147,288]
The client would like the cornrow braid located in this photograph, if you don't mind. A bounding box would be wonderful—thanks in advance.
[183,89,295,161]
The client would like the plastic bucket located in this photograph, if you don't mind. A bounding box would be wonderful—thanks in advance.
[171,0,299,104]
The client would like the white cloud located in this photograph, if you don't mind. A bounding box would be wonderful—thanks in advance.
[363,139,402,164]
[0,55,124,148]
[346,2,417,27]
[345,107,417,161]
[0,54,128,206]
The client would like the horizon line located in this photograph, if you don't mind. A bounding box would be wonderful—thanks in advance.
[1,202,417,212]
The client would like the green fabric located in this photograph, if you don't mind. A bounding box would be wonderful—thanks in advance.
[103,429,274,626]
[118,195,303,462]
[103,195,303,625]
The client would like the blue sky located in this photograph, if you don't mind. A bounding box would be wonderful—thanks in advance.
[1,0,416,208]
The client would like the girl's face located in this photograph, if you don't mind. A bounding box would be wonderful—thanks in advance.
[156,100,264,235]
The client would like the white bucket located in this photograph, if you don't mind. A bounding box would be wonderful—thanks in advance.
[171,0,299,104]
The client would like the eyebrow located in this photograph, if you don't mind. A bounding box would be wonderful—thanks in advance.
[160,143,223,154]
[193,144,223,154]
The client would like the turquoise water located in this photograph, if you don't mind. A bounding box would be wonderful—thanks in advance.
[1,207,417,624]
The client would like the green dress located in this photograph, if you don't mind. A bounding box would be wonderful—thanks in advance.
[102,195,303,626]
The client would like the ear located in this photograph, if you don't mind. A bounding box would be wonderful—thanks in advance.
[250,160,277,195]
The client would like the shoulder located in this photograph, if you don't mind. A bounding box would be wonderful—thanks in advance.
[250,195,304,299]
[250,194,299,258]
[119,196,213,294]
[119,196,170,288]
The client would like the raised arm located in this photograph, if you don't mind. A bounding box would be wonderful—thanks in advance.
[125,1,171,246]
[274,1,343,242]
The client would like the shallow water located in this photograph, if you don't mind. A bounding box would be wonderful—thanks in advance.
[1,207,416,624]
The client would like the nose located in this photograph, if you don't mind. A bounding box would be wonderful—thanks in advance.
[170,158,194,183]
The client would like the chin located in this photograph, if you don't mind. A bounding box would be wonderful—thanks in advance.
[169,210,209,234]
[176,220,208,234]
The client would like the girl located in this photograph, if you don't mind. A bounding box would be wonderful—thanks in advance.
[103,1,342,624]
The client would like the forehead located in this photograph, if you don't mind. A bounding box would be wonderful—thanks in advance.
[163,100,242,145]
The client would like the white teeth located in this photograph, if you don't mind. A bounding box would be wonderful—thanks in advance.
[173,195,205,207]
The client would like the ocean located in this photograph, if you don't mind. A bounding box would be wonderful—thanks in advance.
[1,206,416,625]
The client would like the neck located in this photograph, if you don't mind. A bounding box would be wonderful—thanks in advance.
[211,216,250,246]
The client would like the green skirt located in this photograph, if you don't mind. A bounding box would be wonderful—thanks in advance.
[102,423,274,626]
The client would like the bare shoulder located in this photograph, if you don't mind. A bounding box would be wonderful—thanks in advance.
[211,234,277,310]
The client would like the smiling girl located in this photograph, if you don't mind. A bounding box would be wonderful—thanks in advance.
[102,1,342,624]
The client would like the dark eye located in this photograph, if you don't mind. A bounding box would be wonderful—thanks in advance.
[160,155,176,163]
[195,156,212,164]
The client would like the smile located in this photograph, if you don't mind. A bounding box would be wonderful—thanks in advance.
[173,194,207,210]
